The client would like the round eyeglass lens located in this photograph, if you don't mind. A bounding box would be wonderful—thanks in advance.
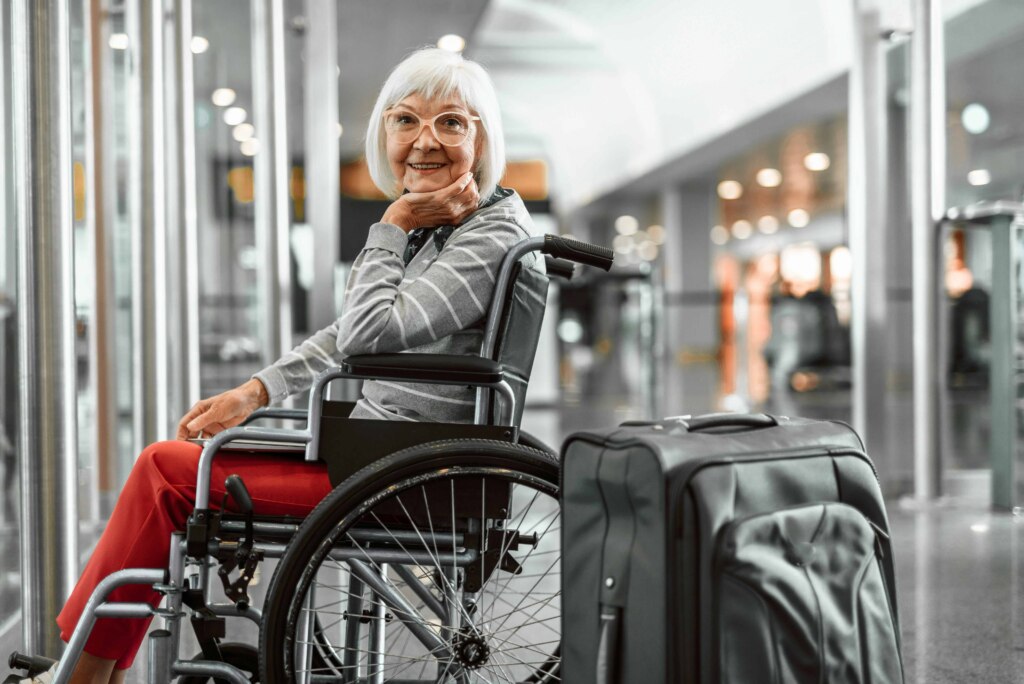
[385,110,472,146]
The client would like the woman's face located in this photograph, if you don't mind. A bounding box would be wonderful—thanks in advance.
[386,92,480,194]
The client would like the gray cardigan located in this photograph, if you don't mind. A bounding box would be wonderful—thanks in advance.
[253,189,539,423]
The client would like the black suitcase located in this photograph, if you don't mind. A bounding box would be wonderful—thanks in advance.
[561,413,903,684]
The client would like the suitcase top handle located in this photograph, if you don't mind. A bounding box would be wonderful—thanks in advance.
[669,412,780,432]
[618,413,783,433]
[684,413,778,430]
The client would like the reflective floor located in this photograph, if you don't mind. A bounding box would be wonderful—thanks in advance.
[0,358,1019,681]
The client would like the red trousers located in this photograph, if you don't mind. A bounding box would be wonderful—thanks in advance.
[56,440,333,669]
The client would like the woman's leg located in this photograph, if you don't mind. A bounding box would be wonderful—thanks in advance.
[56,440,333,671]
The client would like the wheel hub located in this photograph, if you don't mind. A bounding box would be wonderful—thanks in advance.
[453,632,491,670]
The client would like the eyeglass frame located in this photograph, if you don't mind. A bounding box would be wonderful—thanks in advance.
[382,108,482,146]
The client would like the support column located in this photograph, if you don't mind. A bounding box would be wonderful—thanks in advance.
[910,0,946,501]
[848,3,889,457]
[659,184,716,413]
[305,0,340,331]
[990,216,1017,509]
[12,0,79,654]
[252,0,292,366]
[128,0,170,450]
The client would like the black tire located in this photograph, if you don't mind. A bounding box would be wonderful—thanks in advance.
[179,642,259,683]
[259,439,562,683]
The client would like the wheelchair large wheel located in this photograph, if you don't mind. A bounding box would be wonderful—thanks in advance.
[260,439,561,683]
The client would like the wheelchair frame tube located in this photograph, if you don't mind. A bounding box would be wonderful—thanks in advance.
[347,559,452,662]
[304,369,517,463]
[193,425,311,511]
[172,661,251,684]
[52,568,167,684]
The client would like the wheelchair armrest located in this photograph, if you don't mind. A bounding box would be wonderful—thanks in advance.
[342,353,504,385]
[241,407,309,426]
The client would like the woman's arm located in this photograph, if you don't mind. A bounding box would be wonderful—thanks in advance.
[336,217,530,356]
[248,176,485,405]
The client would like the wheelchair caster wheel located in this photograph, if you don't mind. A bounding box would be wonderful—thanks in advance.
[178,643,259,683]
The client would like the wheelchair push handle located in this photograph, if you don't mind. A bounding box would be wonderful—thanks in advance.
[543,235,614,271]
[225,474,254,515]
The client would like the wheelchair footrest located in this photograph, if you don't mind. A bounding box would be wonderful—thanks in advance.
[7,652,57,678]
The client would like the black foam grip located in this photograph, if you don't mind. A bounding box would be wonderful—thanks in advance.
[544,256,576,280]
[543,235,614,271]
[225,474,254,514]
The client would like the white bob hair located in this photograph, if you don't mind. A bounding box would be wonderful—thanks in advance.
[365,47,506,202]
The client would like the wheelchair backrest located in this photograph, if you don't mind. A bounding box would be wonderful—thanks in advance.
[487,258,549,426]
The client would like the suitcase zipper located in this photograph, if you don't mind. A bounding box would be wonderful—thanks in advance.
[672,446,880,537]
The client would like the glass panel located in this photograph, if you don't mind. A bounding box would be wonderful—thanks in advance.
[0,0,20,627]
[193,0,261,397]
[89,3,136,510]
[942,0,1024,501]
[69,0,96,524]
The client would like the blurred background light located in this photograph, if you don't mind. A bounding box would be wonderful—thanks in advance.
[336,122,344,138]
[758,215,779,234]
[647,224,665,245]
[756,168,782,188]
[232,123,255,142]
[787,208,810,227]
[710,225,729,245]
[223,106,247,126]
[961,103,990,134]
[557,318,584,344]
[613,234,634,254]
[614,215,639,235]
[211,88,236,107]
[637,241,659,261]
[731,220,753,239]
[190,36,209,54]
[717,180,743,200]
[108,33,129,50]
[240,138,260,157]
[437,34,466,52]
[803,152,830,171]
[967,169,991,186]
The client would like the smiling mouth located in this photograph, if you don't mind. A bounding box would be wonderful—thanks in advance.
[409,163,446,170]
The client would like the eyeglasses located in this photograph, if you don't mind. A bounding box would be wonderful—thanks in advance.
[383,109,480,146]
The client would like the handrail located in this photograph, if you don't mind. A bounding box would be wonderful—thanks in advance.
[944,201,1024,224]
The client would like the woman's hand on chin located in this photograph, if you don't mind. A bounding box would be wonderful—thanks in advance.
[381,172,479,232]
[175,378,270,440]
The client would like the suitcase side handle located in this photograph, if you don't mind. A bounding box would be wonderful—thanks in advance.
[680,412,779,432]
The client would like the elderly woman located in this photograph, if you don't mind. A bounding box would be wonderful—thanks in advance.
[43,47,538,684]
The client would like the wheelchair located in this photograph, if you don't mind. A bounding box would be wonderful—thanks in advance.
[10,234,613,684]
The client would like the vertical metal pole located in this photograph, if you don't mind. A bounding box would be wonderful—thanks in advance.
[12,0,80,654]
[252,0,292,367]
[128,0,170,451]
[990,216,1017,509]
[171,0,201,415]
[910,0,946,501]
[848,3,889,455]
[81,0,105,525]
[305,0,340,331]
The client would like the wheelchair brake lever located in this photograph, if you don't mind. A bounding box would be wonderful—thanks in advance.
[217,474,263,609]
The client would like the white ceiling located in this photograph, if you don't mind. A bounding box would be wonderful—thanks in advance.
[190,0,1020,215]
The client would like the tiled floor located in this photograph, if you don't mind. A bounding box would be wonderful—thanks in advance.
[0,359,1020,681]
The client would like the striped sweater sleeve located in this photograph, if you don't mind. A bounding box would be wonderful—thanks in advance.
[337,219,526,355]
[250,225,410,404]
